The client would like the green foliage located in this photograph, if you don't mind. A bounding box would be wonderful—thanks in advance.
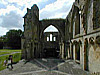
[1,29,23,49]
[0,55,8,71]
[0,36,4,49]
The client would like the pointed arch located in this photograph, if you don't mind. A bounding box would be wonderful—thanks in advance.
[44,25,58,32]
[40,19,65,40]
[40,24,64,39]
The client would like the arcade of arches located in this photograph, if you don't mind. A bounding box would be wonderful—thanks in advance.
[22,0,100,73]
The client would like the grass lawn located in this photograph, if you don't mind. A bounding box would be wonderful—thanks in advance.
[0,52,11,55]
[0,49,21,52]
[0,49,21,55]
[0,49,22,71]
[0,53,21,71]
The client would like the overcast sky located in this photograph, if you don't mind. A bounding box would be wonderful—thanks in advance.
[0,0,75,36]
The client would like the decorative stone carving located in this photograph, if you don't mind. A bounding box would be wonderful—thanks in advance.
[73,40,78,45]
[89,37,94,45]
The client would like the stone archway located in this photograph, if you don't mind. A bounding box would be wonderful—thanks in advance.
[39,19,66,58]
[72,40,81,63]
[40,19,65,40]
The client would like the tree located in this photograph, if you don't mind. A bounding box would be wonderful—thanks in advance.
[5,29,23,49]
[0,36,4,49]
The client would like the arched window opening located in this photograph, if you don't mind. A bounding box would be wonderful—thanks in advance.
[47,37,49,41]
[42,25,61,58]
[44,25,59,42]
[54,37,56,41]
[44,25,58,32]
[75,7,80,35]
[50,34,52,41]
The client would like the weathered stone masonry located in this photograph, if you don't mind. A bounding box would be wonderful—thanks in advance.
[22,0,100,73]
[22,4,65,59]
[66,0,100,73]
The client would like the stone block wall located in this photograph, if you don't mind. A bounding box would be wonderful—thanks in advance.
[65,0,100,73]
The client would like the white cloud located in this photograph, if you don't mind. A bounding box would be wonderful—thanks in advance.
[40,0,75,19]
[0,0,8,5]
[1,11,23,29]
[0,27,9,36]
[0,4,25,16]
[0,0,75,36]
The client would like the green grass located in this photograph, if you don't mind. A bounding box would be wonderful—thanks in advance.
[0,49,21,71]
[0,49,21,52]
[0,55,8,71]
[0,49,21,55]
[0,52,11,55]
[0,53,21,71]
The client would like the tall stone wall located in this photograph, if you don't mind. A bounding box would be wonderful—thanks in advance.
[66,0,100,73]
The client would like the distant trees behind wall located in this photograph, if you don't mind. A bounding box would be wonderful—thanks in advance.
[0,29,23,49]
[0,36,3,49]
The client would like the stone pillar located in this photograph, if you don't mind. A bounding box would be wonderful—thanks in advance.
[83,41,86,70]
[59,42,64,59]
[79,11,81,34]
[73,44,76,60]
[69,43,72,59]
[21,38,25,59]
[61,43,64,59]
[81,40,85,70]
[70,43,72,59]
[52,36,54,41]
[73,21,75,38]
[59,43,62,58]
[80,41,83,68]
[48,36,50,41]
[83,39,88,71]
[68,47,70,58]
[26,43,30,60]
